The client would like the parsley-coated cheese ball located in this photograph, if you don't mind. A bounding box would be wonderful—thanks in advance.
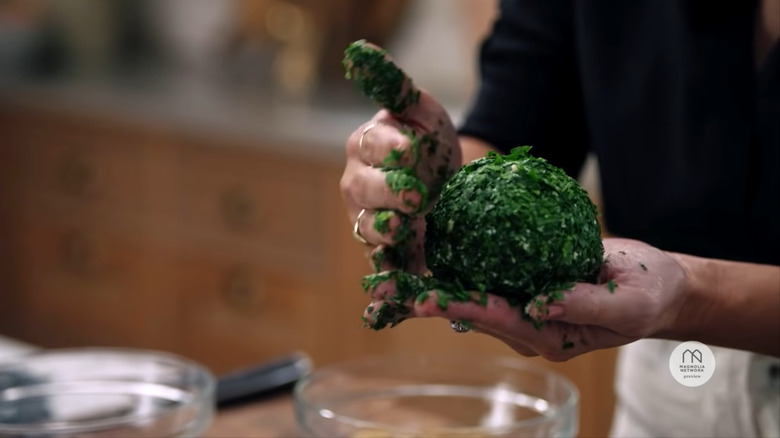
[425,147,604,298]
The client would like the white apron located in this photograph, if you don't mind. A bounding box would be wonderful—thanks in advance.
[610,339,780,438]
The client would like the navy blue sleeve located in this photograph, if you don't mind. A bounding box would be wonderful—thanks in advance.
[458,0,589,178]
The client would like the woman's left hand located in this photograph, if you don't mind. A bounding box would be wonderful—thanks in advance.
[382,238,691,361]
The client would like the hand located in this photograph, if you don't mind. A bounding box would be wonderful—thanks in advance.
[364,238,690,361]
[340,43,461,274]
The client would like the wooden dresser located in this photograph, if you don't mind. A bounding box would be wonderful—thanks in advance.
[0,93,618,437]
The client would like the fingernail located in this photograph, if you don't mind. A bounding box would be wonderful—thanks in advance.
[545,305,564,319]
[402,190,419,211]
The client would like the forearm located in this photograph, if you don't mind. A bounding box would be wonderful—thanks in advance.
[459,135,499,165]
[670,253,780,357]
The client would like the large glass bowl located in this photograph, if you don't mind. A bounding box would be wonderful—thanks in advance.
[294,353,578,437]
[0,348,215,437]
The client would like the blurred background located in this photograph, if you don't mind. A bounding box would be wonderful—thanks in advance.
[0,1,612,436]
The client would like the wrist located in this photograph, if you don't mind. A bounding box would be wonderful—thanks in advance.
[659,252,718,341]
[653,251,779,356]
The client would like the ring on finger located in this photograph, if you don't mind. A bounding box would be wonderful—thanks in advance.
[358,123,377,162]
[352,208,369,245]
[450,320,471,333]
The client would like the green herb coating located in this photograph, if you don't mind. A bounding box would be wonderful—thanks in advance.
[343,40,420,114]
[547,290,566,304]
[415,290,430,304]
[425,146,604,301]
[478,290,488,306]
[370,249,385,272]
[362,271,478,329]
[371,210,415,255]
[382,148,406,168]
[606,279,617,293]
[391,213,414,243]
[399,127,425,166]
[373,210,394,235]
[562,334,575,350]
[384,168,429,213]
[436,292,449,310]
[380,246,411,271]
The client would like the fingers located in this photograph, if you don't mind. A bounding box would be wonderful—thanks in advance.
[350,119,416,168]
[360,281,634,360]
[413,291,630,361]
[345,118,427,213]
[527,281,656,341]
[369,245,395,272]
[414,292,541,339]
[341,161,423,216]
[369,243,427,274]
[526,283,616,326]
[343,40,422,118]
[344,41,451,131]
[355,209,416,247]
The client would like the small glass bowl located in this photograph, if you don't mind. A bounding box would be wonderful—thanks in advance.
[0,348,215,437]
[294,353,578,438]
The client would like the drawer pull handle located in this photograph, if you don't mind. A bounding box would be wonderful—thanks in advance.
[223,270,262,312]
[60,155,94,196]
[221,189,256,230]
[61,232,94,274]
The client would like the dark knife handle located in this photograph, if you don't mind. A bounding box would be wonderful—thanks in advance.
[215,352,312,406]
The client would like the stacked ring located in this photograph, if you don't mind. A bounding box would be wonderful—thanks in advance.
[450,320,471,333]
[358,123,376,160]
[352,208,369,245]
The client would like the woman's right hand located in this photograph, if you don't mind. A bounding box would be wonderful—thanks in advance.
[340,47,462,275]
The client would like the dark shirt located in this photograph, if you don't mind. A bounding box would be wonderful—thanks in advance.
[459,0,780,265]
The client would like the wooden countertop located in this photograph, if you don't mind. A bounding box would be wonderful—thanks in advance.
[205,395,299,438]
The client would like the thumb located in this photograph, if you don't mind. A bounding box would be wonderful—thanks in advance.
[526,281,623,326]
[343,40,424,120]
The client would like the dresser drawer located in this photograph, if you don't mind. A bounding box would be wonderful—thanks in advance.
[13,217,178,349]
[6,113,156,217]
[176,252,321,373]
[178,143,326,268]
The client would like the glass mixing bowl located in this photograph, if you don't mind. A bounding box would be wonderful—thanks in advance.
[294,353,578,438]
[0,348,215,437]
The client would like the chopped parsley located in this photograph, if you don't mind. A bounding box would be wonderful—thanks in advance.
[562,334,575,350]
[382,148,406,168]
[360,271,478,329]
[373,210,394,235]
[343,40,420,114]
[384,168,429,213]
[426,146,604,300]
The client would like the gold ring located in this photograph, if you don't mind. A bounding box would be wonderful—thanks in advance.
[352,208,369,245]
[358,123,376,158]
